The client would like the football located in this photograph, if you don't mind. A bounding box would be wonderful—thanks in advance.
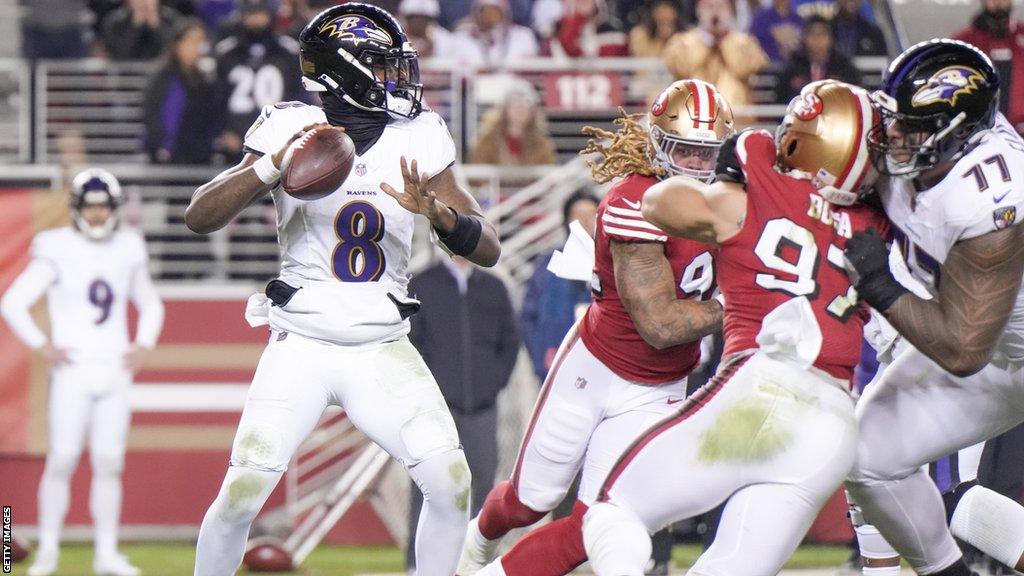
[242,536,294,572]
[280,126,355,201]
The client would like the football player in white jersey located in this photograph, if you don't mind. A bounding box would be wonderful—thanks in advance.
[0,169,165,576]
[842,39,1024,576]
[184,4,500,576]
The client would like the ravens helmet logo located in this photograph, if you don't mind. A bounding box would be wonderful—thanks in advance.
[911,66,985,108]
[318,14,394,46]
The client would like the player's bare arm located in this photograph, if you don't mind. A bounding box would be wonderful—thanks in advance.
[184,123,331,234]
[847,224,1024,376]
[642,177,747,244]
[380,156,501,267]
[889,225,1024,375]
[611,240,722,349]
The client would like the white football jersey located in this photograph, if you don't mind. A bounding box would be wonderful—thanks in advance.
[879,113,1024,360]
[243,101,457,345]
[28,227,152,359]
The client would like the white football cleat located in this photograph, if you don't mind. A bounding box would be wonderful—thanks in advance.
[457,517,500,575]
[93,553,141,576]
[27,549,58,576]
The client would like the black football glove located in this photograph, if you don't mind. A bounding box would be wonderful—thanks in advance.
[714,130,747,185]
[842,228,909,312]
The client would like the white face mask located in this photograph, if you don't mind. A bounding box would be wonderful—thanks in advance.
[74,208,119,240]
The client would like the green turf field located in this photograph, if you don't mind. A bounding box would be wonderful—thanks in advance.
[7,543,855,575]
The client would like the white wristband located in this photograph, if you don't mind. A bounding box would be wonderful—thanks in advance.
[253,154,281,185]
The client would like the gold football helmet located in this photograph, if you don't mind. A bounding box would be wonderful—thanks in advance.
[648,79,735,183]
[776,80,879,205]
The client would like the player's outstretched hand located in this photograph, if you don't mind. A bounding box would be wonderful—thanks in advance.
[123,344,149,372]
[380,156,455,231]
[271,123,336,169]
[38,343,70,365]
[843,228,908,312]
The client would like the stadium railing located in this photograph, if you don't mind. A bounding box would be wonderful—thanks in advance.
[0,58,29,163]
[27,56,889,164]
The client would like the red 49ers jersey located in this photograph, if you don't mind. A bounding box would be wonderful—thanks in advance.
[718,131,888,382]
[579,173,717,384]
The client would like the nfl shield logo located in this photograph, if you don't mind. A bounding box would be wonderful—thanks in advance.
[355,163,367,177]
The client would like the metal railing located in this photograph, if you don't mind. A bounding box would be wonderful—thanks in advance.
[0,59,29,163]
[23,57,889,165]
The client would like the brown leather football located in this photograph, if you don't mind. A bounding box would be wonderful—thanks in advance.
[280,126,355,201]
[242,537,294,572]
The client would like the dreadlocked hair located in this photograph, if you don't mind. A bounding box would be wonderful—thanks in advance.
[580,109,665,184]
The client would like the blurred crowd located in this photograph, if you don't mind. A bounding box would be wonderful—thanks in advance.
[21,0,905,168]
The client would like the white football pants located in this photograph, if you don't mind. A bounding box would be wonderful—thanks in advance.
[848,346,1024,573]
[194,332,469,576]
[512,326,688,511]
[584,351,857,576]
[38,361,132,558]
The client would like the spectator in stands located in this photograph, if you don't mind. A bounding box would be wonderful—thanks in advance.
[212,0,304,164]
[520,191,599,383]
[832,0,887,56]
[552,0,629,58]
[21,0,90,60]
[143,19,218,165]
[399,0,461,59]
[792,0,874,21]
[470,84,558,165]
[405,255,520,572]
[194,0,237,31]
[100,0,183,60]
[955,0,1024,134]
[453,0,540,68]
[774,15,861,103]
[662,0,767,109]
[749,0,803,61]
[531,0,564,41]
[283,0,338,38]
[628,0,688,57]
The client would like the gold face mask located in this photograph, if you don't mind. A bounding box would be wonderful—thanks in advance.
[648,79,735,183]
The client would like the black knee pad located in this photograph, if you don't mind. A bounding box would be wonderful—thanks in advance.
[943,480,979,524]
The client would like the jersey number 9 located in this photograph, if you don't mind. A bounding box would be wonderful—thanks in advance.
[88,279,113,325]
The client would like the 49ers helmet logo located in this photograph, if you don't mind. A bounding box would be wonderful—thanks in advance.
[790,92,824,121]
[651,90,669,116]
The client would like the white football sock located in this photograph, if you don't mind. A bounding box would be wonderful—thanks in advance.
[863,567,902,576]
[846,469,963,574]
[475,558,508,576]
[408,449,471,576]
[458,516,501,575]
[90,452,125,559]
[194,466,282,576]
[950,485,1024,570]
[37,452,77,553]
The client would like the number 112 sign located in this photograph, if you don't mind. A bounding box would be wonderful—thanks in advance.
[543,72,623,111]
